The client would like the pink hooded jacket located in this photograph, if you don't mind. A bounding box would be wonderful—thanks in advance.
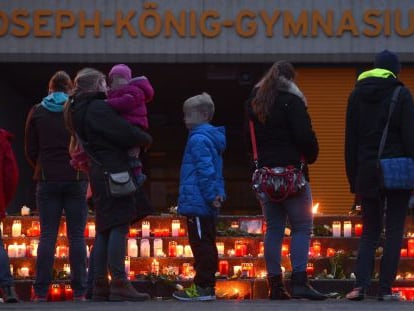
[107,76,154,129]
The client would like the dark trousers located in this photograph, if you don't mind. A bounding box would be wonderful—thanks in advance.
[187,216,217,288]
[93,224,129,281]
[355,190,410,294]
[34,181,88,297]
[0,228,13,287]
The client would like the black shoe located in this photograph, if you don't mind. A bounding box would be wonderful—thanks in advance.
[2,286,19,303]
[291,271,327,300]
[267,275,291,300]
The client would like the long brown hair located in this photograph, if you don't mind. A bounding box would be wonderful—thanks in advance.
[252,60,296,123]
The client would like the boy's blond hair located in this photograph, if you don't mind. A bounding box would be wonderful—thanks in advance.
[183,92,215,121]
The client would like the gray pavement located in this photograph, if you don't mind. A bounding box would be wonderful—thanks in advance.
[1,299,413,311]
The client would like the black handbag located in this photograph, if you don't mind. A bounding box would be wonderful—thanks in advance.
[377,86,414,190]
[75,103,137,198]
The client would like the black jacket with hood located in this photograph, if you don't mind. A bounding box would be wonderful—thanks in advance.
[345,69,414,196]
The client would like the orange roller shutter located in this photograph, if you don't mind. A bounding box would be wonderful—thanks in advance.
[296,67,356,215]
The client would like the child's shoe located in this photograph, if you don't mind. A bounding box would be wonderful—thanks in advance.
[172,284,215,301]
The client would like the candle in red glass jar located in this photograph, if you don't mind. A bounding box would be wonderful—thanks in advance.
[64,285,73,301]
[50,284,61,302]
[408,239,414,257]
[401,248,408,257]
[312,240,321,257]
[219,260,229,276]
[168,241,177,257]
[129,228,138,237]
[354,224,363,237]
[326,248,336,257]
[281,244,289,257]
[306,263,314,277]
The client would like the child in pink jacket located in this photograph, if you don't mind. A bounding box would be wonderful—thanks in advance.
[107,64,154,186]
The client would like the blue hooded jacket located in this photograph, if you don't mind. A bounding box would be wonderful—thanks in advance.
[178,123,226,217]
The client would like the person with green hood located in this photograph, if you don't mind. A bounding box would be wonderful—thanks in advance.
[345,50,414,301]
[25,71,89,302]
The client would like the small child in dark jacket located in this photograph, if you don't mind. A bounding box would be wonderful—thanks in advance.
[107,64,154,186]
[172,92,226,301]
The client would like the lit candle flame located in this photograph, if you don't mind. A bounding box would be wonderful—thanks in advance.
[312,203,319,214]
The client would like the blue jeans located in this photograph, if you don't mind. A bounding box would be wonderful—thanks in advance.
[93,224,129,281]
[0,228,13,287]
[257,183,313,276]
[355,191,410,294]
[34,181,88,297]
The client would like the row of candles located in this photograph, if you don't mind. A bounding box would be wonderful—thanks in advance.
[3,220,186,238]
[331,221,362,237]
[6,242,91,258]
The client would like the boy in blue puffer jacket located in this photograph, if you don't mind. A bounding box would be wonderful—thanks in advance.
[173,92,226,301]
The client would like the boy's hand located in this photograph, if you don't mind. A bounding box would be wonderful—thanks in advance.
[212,195,223,208]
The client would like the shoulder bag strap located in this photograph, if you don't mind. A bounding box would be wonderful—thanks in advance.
[249,120,259,169]
[377,86,402,162]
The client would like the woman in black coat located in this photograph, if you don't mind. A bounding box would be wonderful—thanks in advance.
[65,68,152,302]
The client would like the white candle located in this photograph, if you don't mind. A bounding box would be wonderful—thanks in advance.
[21,205,30,216]
[31,240,39,257]
[63,264,71,274]
[216,242,225,256]
[124,256,130,275]
[153,238,163,257]
[8,243,18,258]
[171,220,180,237]
[332,221,341,237]
[140,239,150,257]
[0,221,3,236]
[343,221,352,237]
[176,245,184,257]
[20,266,29,277]
[127,239,138,257]
[151,259,160,275]
[141,221,150,238]
[11,220,21,237]
[88,223,95,238]
[184,245,193,257]
[9,264,13,276]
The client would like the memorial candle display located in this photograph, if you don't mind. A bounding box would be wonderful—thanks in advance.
[141,221,150,238]
[343,221,352,237]
[332,221,341,237]
[171,220,180,237]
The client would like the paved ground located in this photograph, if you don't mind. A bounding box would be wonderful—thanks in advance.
[1,299,413,311]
